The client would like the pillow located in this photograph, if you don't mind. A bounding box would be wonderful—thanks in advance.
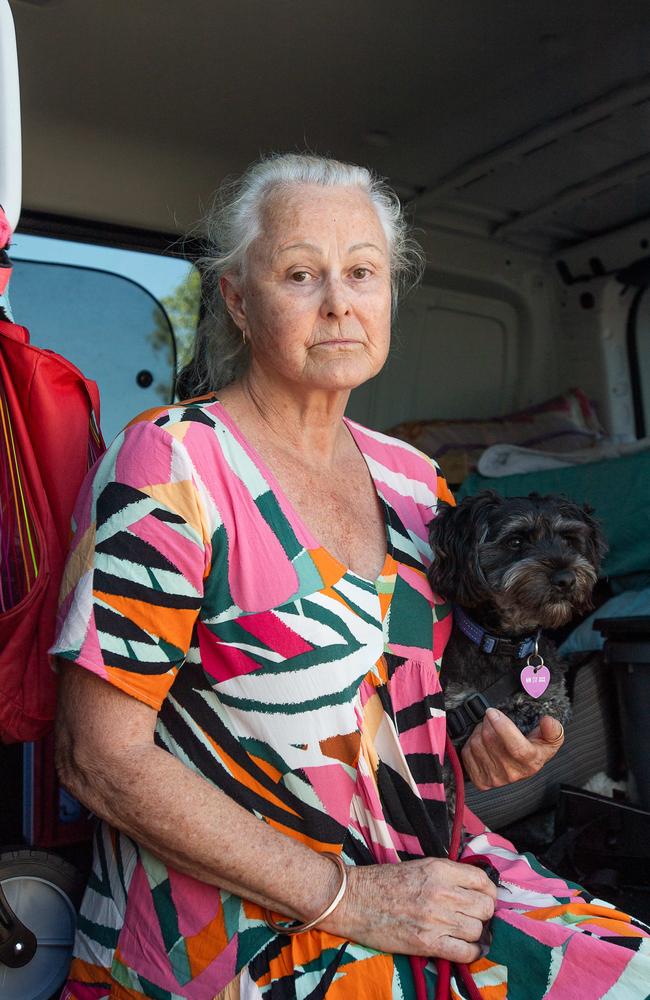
[386,388,602,485]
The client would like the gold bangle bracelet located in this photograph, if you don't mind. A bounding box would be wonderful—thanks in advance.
[263,851,348,935]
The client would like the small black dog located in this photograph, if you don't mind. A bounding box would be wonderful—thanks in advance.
[427,491,606,802]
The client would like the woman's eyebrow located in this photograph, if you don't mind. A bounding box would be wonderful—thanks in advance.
[274,240,385,258]
[348,242,385,255]
[274,241,321,258]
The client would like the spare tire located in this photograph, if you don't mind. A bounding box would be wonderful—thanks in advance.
[0,849,85,1000]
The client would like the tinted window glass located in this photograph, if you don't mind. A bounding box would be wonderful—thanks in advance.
[9,260,176,443]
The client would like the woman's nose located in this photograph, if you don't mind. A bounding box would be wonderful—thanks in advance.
[320,277,351,318]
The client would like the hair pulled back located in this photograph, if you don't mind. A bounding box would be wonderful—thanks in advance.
[176,153,423,398]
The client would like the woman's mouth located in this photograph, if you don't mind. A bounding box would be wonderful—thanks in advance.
[312,339,361,348]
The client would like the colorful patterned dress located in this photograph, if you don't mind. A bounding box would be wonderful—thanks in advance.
[53,399,650,1000]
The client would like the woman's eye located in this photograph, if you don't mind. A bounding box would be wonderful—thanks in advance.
[351,267,370,280]
[290,271,311,283]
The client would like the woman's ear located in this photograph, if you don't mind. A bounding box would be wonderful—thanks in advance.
[219,274,247,332]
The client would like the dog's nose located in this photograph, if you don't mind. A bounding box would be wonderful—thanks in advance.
[551,569,575,590]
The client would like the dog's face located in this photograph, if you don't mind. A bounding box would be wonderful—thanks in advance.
[428,491,607,632]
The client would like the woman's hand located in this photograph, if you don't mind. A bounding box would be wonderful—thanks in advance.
[324,857,496,963]
[461,708,565,790]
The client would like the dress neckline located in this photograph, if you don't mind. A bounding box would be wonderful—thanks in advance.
[210,400,393,588]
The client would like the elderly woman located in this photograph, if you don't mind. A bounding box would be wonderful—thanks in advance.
[54,154,649,1000]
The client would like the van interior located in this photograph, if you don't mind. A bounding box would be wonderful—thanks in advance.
[2,2,650,996]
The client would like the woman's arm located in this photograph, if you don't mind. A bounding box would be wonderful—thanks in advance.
[56,662,496,963]
[56,663,334,915]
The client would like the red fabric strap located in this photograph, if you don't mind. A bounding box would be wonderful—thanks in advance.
[410,734,483,1000]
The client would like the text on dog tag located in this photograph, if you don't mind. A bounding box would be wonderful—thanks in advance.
[520,663,550,698]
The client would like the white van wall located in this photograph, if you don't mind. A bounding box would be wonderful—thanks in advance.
[555,276,636,442]
[348,223,640,441]
[347,226,561,431]
[552,217,650,442]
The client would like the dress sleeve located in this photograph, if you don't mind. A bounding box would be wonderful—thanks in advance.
[51,418,211,711]
[432,461,455,507]
[411,448,456,513]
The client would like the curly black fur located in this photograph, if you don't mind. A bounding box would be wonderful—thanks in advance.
[427,491,607,815]
[429,491,606,634]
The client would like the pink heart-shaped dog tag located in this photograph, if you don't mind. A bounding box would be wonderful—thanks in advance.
[520,663,550,698]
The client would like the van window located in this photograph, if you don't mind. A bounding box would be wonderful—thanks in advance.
[8,233,198,442]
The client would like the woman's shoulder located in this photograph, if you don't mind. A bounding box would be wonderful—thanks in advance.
[344,417,454,504]
[87,396,229,502]
[113,395,228,465]
[125,394,220,434]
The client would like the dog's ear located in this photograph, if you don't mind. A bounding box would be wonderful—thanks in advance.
[578,503,608,572]
[427,491,503,607]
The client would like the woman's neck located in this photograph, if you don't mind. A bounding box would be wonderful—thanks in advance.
[219,369,352,469]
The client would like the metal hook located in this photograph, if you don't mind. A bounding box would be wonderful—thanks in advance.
[526,639,545,671]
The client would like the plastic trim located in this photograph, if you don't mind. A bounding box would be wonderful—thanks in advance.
[0,0,21,231]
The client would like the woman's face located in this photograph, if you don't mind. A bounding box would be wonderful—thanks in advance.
[224,185,393,394]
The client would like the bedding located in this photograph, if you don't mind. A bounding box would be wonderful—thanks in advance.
[387,388,602,485]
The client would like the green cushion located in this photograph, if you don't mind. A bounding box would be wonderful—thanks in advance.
[456,449,650,580]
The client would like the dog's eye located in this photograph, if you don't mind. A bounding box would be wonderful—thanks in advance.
[508,537,523,550]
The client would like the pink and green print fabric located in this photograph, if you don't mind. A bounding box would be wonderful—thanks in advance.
[52,398,650,999]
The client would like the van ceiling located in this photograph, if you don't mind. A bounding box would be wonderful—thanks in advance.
[9,0,650,252]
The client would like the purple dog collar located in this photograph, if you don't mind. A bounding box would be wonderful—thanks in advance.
[453,606,539,660]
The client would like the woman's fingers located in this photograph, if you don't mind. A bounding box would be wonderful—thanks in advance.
[461,736,499,789]
[529,715,565,750]
[454,885,497,922]
[424,859,497,910]
[448,867,497,907]
[437,936,484,964]
[461,708,563,789]
[448,911,488,944]
[461,741,485,789]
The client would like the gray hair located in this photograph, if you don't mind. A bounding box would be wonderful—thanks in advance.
[176,152,423,398]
